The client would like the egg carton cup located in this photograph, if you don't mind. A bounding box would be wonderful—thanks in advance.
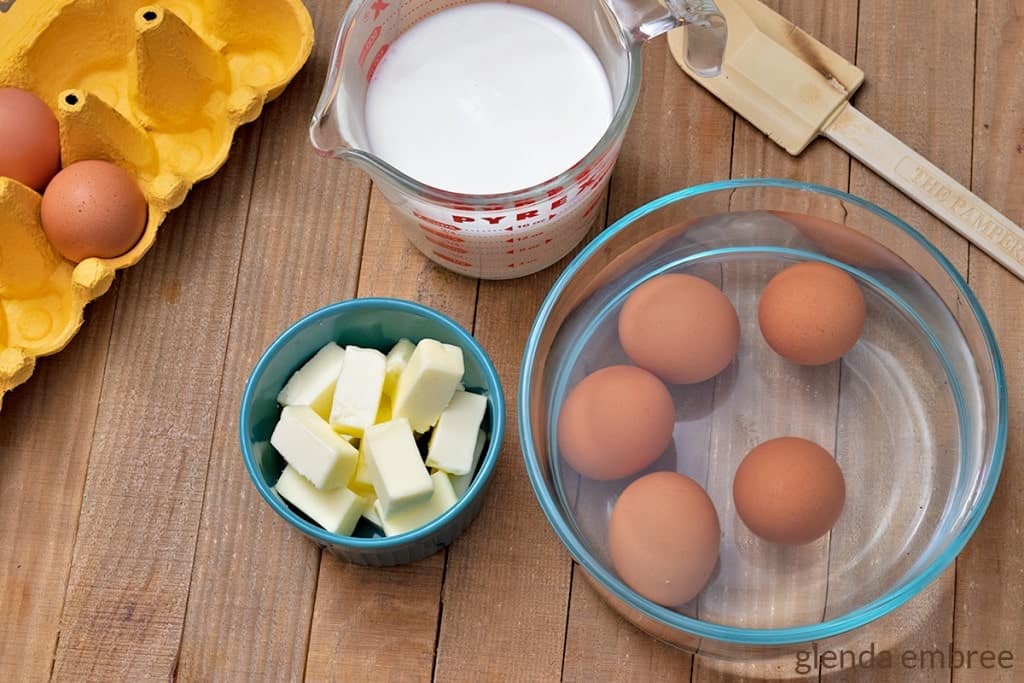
[0,0,314,409]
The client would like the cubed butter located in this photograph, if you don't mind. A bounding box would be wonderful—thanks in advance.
[374,471,458,536]
[375,394,392,424]
[425,391,487,475]
[362,418,433,514]
[384,338,415,397]
[275,466,368,535]
[450,430,487,498]
[392,339,465,433]
[270,405,359,490]
[330,346,386,436]
[349,447,375,496]
[276,342,345,420]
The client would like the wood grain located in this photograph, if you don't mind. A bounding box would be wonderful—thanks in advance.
[953,1,1024,681]
[175,2,373,678]
[302,187,478,682]
[691,2,856,679]
[432,259,573,682]
[603,43,737,223]
[560,38,734,683]
[826,0,977,680]
[50,118,264,680]
[427,199,622,679]
[0,291,116,681]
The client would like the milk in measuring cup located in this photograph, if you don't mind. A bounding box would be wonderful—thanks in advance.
[364,3,614,195]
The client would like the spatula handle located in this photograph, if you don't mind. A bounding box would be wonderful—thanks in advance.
[824,104,1024,281]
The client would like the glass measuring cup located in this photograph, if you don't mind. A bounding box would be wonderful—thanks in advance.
[311,0,727,279]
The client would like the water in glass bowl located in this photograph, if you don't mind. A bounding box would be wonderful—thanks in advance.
[546,210,981,629]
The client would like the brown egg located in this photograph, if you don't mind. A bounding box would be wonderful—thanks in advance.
[608,472,720,606]
[0,88,61,191]
[619,274,739,384]
[557,365,674,480]
[733,437,845,545]
[758,262,865,366]
[41,160,148,262]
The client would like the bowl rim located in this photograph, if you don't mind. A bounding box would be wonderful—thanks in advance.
[519,178,1008,646]
[240,297,506,550]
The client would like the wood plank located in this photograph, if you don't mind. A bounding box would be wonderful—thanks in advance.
[953,1,1024,681]
[302,188,478,682]
[560,38,734,683]
[175,2,375,678]
[847,0,973,276]
[432,259,574,681]
[691,2,856,678]
[704,577,955,681]
[429,159,627,681]
[603,45,735,223]
[816,0,976,681]
[0,291,116,681]
[49,121,264,679]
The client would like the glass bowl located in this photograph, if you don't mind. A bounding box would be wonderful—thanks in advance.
[520,179,1007,659]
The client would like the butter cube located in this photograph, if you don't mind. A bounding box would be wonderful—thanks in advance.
[392,339,465,433]
[375,394,392,424]
[374,471,458,536]
[276,342,345,420]
[450,430,487,498]
[425,391,487,475]
[275,466,368,535]
[362,493,383,528]
[362,418,433,514]
[384,338,416,397]
[330,346,386,436]
[350,446,375,496]
[270,406,359,490]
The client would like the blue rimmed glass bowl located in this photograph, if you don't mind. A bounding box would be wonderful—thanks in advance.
[241,298,505,567]
[520,179,1007,659]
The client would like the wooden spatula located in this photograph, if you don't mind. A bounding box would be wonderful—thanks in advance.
[668,0,1024,281]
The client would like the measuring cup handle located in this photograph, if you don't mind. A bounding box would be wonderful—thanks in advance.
[674,1,727,77]
[605,0,726,76]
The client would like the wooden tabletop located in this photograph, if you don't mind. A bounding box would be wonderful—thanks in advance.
[2,1,1021,681]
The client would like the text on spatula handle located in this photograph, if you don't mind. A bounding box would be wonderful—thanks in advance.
[897,158,1024,265]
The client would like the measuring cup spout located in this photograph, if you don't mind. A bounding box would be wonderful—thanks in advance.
[605,0,726,76]
[308,31,396,187]
[309,71,361,160]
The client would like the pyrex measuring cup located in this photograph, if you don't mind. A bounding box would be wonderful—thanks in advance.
[311,1,727,279]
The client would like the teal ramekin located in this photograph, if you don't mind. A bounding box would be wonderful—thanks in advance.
[241,297,505,566]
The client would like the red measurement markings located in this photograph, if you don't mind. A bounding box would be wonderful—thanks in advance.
[366,43,390,81]
[359,25,382,66]
[506,234,554,255]
[433,250,473,269]
[506,231,547,243]
[413,211,461,231]
[418,223,465,242]
[423,234,469,254]
[370,0,390,20]
[507,257,539,269]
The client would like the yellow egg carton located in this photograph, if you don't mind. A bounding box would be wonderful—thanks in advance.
[0,0,313,409]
